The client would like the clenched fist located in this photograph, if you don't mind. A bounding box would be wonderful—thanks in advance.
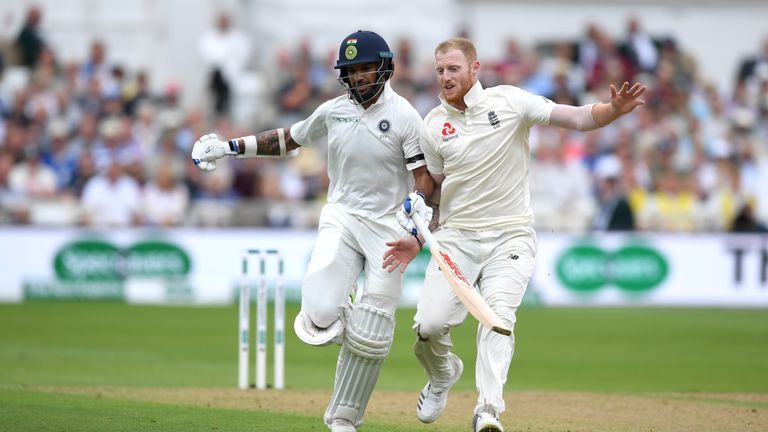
[190,133,235,171]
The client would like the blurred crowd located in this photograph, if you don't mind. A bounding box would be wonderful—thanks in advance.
[0,7,766,232]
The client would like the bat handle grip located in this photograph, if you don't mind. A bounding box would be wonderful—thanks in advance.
[411,212,439,249]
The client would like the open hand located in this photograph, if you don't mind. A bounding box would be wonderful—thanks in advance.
[610,82,646,116]
[382,236,421,273]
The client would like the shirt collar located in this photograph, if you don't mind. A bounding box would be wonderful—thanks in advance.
[439,80,486,113]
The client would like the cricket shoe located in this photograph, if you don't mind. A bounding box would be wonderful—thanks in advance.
[328,418,356,432]
[416,353,463,423]
[472,410,504,432]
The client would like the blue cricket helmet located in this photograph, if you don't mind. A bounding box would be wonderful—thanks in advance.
[335,30,395,104]
[335,30,394,70]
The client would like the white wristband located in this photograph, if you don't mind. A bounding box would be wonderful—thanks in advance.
[277,128,286,157]
[233,135,258,158]
[233,130,291,159]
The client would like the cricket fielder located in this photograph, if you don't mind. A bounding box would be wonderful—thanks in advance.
[384,37,646,432]
[191,30,434,432]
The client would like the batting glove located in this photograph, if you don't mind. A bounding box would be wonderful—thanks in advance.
[191,133,237,171]
[397,192,433,235]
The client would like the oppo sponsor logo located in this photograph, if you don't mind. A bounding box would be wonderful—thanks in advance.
[54,239,191,281]
[331,116,358,124]
[555,244,668,292]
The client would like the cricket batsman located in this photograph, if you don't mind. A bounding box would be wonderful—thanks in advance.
[191,30,434,432]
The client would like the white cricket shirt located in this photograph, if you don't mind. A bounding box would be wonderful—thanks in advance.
[421,81,554,230]
[291,82,426,218]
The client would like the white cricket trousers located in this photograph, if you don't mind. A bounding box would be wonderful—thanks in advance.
[413,226,536,416]
[301,203,405,326]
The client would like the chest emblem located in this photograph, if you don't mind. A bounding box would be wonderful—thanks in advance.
[441,122,458,142]
[488,111,501,129]
[378,119,391,134]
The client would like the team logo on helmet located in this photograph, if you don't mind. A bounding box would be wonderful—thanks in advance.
[345,45,358,60]
[378,119,391,133]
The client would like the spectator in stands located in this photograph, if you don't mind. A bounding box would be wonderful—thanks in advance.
[40,118,79,192]
[577,23,600,79]
[591,154,635,231]
[0,13,765,233]
[0,151,22,222]
[68,152,97,198]
[619,16,659,77]
[492,37,527,86]
[2,120,30,162]
[7,145,57,223]
[78,75,106,116]
[25,69,59,124]
[173,107,206,155]
[131,100,160,157]
[275,42,317,125]
[80,157,142,227]
[79,40,115,96]
[642,169,699,231]
[736,37,768,86]
[156,81,185,138]
[30,46,59,91]
[142,163,189,226]
[144,130,187,190]
[730,201,767,233]
[582,24,628,94]
[199,11,251,118]
[391,37,417,100]
[69,112,101,153]
[530,127,595,232]
[123,70,152,117]
[187,159,236,226]
[547,42,583,105]
[91,116,142,171]
[15,6,46,69]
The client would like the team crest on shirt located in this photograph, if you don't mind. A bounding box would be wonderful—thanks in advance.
[378,119,391,134]
[441,122,458,142]
[488,110,501,129]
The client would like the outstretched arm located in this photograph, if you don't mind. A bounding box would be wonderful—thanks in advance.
[191,127,301,171]
[549,81,646,131]
[230,128,301,157]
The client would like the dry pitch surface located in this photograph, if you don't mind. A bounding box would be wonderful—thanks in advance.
[39,386,768,432]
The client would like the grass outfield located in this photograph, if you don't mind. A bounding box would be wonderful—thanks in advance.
[1,302,767,431]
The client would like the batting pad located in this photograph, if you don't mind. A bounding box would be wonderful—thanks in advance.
[324,303,395,428]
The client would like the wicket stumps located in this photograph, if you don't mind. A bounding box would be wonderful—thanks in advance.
[238,249,285,390]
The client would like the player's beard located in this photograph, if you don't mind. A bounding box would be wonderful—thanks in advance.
[351,82,379,103]
[441,71,473,107]
[346,79,384,105]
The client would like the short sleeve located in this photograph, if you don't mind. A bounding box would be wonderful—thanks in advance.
[420,119,443,175]
[513,88,555,126]
[290,99,334,146]
[400,105,427,171]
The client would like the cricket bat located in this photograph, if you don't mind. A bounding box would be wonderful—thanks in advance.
[411,213,512,336]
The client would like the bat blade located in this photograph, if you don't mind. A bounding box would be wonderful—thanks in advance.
[411,213,512,336]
